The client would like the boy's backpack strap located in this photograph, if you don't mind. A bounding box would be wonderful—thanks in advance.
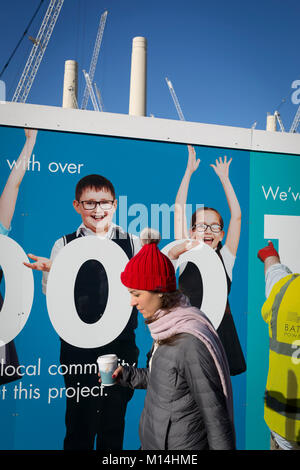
[63,231,78,246]
[113,226,134,259]
[63,227,135,257]
[128,233,135,257]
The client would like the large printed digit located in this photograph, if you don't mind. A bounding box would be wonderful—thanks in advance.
[162,240,227,329]
[0,235,34,346]
[264,215,300,273]
[46,237,132,348]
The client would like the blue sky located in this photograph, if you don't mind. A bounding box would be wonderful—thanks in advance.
[1,0,300,131]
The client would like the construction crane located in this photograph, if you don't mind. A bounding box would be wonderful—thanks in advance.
[12,0,64,103]
[289,105,300,133]
[83,70,99,112]
[94,82,104,112]
[165,77,185,121]
[274,110,285,132]
[81,10,108,110]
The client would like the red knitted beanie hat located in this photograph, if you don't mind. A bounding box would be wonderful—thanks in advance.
[121,228,177,292]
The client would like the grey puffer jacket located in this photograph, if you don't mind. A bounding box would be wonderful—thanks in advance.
[120,333,235,450]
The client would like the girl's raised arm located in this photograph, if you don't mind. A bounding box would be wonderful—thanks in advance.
[174,145,200,240]
[210,156,241,256]
[0,129,37,230]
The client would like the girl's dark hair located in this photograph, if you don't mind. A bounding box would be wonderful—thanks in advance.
[191,206,224,231]
[191,206,224,251]
[75,174,116,201]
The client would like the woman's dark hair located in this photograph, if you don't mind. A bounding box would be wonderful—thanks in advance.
[145,290,186,345]
[159,289,184,313]
[145,289,183,325]
[75,174,116,201]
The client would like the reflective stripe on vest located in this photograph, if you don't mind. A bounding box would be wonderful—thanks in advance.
[265,273,300,439]
[269,274,300,357]
[265,392,300,420]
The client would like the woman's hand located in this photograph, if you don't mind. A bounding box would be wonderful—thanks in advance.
[23,254,52,272]
[186,145,200,175]
[98,365,123,383]
[210,155,232,181]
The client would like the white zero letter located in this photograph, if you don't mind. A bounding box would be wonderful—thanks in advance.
[46,237,132,348]
[0,235,34,345]
[162,240,227,329]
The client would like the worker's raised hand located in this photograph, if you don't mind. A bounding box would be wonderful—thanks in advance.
[257,241,279,263]
[186,145,200,175]
[23,253,52,272]
[210,155,232,181]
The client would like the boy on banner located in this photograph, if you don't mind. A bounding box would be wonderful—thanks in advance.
[25,174,141,451]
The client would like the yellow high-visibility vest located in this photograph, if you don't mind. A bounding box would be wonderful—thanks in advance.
[262,273,300,442]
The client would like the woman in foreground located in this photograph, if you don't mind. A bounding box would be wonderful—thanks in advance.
[102,228,236,450]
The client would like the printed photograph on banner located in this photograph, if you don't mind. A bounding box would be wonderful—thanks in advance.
[247,151,300,450]
[0,125,249,450]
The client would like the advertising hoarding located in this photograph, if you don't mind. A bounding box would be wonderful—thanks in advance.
[0,103,299,450]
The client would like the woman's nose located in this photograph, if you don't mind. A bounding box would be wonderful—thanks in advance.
[130,296,137,307]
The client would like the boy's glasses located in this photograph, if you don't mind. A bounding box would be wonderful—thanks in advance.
[79,200,114,210]
[193,223,222,233]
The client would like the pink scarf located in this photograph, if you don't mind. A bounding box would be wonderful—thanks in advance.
[148,297,234,424]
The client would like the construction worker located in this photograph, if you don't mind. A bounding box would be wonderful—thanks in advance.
[257,241,300,450]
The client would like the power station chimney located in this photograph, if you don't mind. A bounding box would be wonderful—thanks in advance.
[129,37,147,116]
[62,60,78,108]
[266,112,276,131]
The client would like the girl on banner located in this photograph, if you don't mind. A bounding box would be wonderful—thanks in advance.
[168,146,246,376]
[0,128,37,385]
[100,228,235,450]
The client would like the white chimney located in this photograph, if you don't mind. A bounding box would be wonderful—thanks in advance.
[62,60,78,109]
[266,113,276,132]
[129,37,147,116]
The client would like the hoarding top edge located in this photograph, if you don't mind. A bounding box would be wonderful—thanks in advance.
[1,102,300,156]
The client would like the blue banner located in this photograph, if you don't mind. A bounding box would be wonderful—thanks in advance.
[3,124,297,450]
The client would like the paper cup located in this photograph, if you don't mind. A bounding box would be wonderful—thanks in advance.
[97,354,118,386]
